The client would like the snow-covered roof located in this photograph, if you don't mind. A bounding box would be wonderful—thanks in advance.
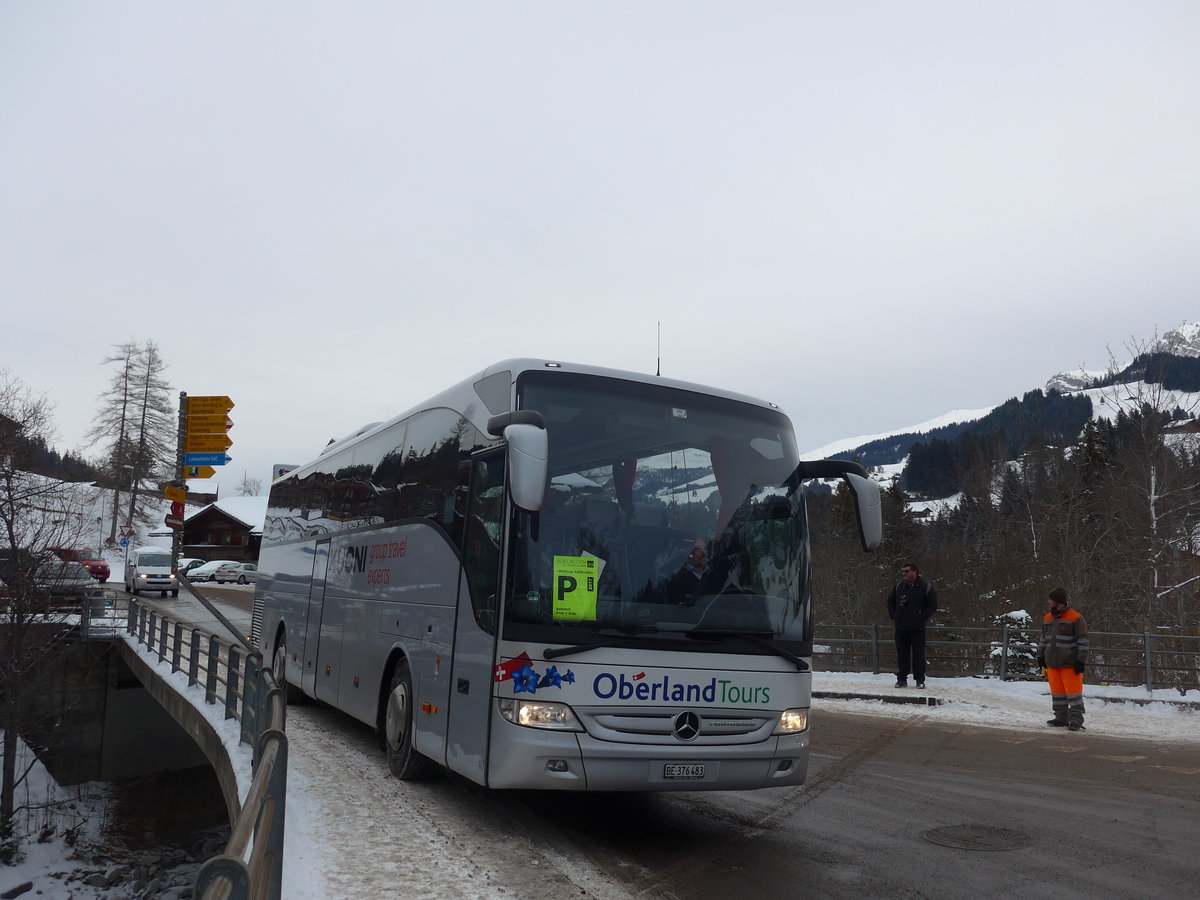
[185,495,269,533]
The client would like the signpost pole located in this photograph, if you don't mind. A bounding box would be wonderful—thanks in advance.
[172,392,187,573]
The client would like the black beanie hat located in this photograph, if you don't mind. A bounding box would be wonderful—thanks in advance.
[1048,587,1068,603]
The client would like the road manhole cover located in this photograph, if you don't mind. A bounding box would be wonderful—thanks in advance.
[923,824,1032,851]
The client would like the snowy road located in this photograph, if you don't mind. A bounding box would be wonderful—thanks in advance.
[282,702,632,900]
[276,675,1200,900]
[127,590,1200,898]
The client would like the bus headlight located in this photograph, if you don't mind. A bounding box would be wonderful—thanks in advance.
[774,708,809,734]
[498,698,583,731]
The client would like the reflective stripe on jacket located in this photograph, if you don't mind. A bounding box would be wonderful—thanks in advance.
[1039,607,1088,668]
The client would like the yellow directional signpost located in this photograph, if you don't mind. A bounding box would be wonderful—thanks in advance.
[184,432,234,453]
[188,395,235,416]
[186,414,233,432]
[183,395,236,462]
[176,393,236,564]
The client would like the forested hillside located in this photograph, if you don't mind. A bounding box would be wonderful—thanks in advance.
[835,389,1093,497]
[809,395,1199,658]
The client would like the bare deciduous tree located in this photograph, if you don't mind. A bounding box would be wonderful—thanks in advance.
[237,472,263,497]
[87,341,175,544]
[0,371,96,864]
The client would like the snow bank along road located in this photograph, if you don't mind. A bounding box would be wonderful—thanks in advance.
[278,697,1200,899]
[137,590,1199,899]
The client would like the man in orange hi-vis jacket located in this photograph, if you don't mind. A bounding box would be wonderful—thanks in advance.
[1038,587,1089,731]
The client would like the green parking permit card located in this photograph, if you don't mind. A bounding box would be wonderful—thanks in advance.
[552,555,599,621]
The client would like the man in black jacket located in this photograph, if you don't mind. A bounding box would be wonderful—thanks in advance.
[887,562,938,688]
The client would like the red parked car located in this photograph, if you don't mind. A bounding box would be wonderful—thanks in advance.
[50,548,111,584]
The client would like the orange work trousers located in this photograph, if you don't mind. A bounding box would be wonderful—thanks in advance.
[1045,666,1083,696]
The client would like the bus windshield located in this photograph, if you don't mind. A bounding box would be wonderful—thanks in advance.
[505,372,812,652]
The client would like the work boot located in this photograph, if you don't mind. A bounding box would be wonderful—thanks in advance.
[1047,719,1068,727]
[1068,723,1086,732]
[915,680,926,689]
[894,676,908,688]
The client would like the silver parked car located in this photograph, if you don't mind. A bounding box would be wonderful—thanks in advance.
[184,559,238,582]
[212,562,257,584]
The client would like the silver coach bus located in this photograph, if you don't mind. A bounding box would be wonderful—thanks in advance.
[253,359,880,790]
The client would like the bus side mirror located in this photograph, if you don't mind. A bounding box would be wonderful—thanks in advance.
[843,472,882,552]
[505,423,547,512]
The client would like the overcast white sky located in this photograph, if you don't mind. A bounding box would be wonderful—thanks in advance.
[3,2,1198,494]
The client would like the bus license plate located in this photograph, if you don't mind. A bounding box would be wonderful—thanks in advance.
[664,764,704,779]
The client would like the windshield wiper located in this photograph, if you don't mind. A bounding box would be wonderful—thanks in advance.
[543,626,659,660]
[686,630,810,671]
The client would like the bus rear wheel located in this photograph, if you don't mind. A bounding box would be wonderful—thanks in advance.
[384,659,437,780]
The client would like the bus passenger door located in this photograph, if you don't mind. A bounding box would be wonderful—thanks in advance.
[302,540,330,699]
[446,453,504,785]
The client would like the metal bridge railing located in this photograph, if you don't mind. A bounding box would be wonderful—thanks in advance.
[118,599,287,900]
[814,623,1200,693]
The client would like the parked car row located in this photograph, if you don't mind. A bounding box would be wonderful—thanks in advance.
[49,547,110,583]
[183,559,257,584]
[3,544,261,603]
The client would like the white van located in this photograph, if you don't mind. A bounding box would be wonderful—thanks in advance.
[124,546,179,597]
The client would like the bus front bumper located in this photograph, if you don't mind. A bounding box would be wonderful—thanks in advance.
[486,710,809,791]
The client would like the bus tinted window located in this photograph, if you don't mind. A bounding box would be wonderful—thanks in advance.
[508,371,812,649]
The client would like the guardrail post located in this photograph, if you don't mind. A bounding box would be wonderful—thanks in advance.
[189,629,201,687]
[226,644,240,721]
[206,634,220,704]
[999,625,1010,681]
[146,611,157,654]
[171,624,183,674]
[1144,633,1153,690]
[194,856,250,900]
[241,652,258,747]
[871,623,880,674]
[158,616,169,663]
[262,728,288,899]
[126,599,137,636]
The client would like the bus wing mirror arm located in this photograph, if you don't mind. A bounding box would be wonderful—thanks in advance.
[788,460,883,553]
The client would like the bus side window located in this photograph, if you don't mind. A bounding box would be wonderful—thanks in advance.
[464,454,504,632]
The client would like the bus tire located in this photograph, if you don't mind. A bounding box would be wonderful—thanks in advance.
[384,659,437,780]
[271,633,304,705]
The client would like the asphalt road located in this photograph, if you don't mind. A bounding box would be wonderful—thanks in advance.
[119,585,1200,898]
[509,709,1200,899]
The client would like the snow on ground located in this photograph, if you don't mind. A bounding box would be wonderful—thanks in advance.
[802,407,998,460]
[275,671,1200,900]
[811,671,1200,742]
[4,652,1197,899]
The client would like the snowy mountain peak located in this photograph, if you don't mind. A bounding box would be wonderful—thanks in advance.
[1154,321,1200,358]
[1043,321,1198,393]
[1044,369,1106,394]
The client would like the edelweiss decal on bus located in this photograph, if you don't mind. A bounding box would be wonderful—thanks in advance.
[495,653,576,694]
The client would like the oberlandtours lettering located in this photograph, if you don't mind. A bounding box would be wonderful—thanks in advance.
[336,538,407,585]
[592,672,771,704]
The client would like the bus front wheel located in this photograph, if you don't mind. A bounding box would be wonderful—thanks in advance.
[272,634,304,704]
[384,659,437,780]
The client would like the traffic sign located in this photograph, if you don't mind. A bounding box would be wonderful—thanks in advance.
[119,537,129,548]
[188,396,235,415]
[183,466,216,479]
[184,433,233,453]
[164,485,187,503]
[170,501,185,517]
[119,524,133,537]
[184,452,232,466]
[186,414,233,432]
[164,513,183,530]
